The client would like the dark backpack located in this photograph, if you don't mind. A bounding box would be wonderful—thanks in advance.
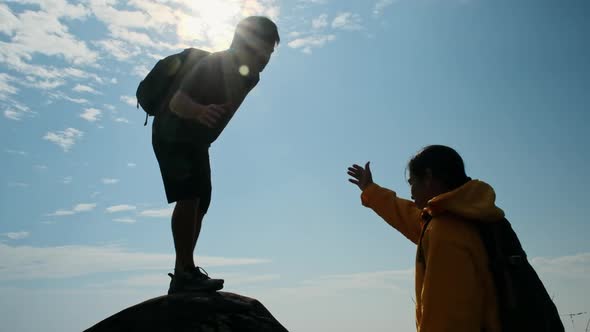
[418,216,565,331]
[478,218,565,332]
[136,48,210,125]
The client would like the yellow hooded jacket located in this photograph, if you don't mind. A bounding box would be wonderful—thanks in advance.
[361,180,504,332]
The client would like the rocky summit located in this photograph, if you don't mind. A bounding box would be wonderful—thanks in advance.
[84,291,288,332]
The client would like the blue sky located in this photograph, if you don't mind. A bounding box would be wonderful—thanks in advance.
[1,0,589,331]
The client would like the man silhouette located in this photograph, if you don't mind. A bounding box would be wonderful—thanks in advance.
[151,16,279,294]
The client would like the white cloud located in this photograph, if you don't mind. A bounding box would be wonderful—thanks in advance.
[127,162,136,168]
[120,95,136,107]
[106,205,137,213]
[47,209,75,216]
[114,117,129,123]
[101,178,119,184]
[286,269,413,295]
[288,34,336,54]
[0,4,19,35]
[8,0,89,20]
[94,39,139,60]
[89,0,152,30]
[374,0,396,16]
[23,76,65,90]
[132,64,149,78]
[43,128,83,152]
[4,149,27,156]
[73,84,100,94]
[312,14,328,29]
[73,203,96,212]
[0,243,271,280]
[0,73,18,99]
[0,7,97,66]
[34,165,48,170]
[332,12,363,30]
[113,218,136,224]
[49,92,89,104]
[47,203,96,216]
[531,252,590,279]
[80,108,102,122]
[0,4,108,99]
[2,231,30,240]
[4,110,21,120]
[62,176,72,184]
[2,98,33,120]
[139,207,174,218]
[1,58,103,86]
[108,26,165,49]
[295,0,327,9]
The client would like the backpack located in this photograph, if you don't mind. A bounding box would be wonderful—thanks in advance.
[136,48,210,126]
[418,216,565,331]
[478,218,565,332]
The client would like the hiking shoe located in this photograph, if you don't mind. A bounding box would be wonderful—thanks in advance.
[167,266,224,295]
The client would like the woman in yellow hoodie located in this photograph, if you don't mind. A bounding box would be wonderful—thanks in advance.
[347,145,503,332]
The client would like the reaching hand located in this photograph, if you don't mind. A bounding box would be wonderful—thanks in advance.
[195,104,230,128]
[347,162,374,191]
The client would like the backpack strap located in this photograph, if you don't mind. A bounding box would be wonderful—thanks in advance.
[416,212,432,266]
[158,48,209,117]
[137,100,148,126]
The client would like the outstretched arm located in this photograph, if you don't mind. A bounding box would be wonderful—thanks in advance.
[348,162,423,244]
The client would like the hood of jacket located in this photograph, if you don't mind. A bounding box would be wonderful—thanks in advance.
[425,180,505,222]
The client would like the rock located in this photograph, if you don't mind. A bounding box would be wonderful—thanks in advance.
[84,291,289,332]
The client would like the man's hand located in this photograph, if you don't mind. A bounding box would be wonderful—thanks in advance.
[169,91,231,128]
[347,162,374,191]
[195,104,230,128]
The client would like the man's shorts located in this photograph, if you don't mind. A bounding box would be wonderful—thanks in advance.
[152,137,212,214]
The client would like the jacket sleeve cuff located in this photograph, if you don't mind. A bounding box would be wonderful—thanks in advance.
[361,183,380,207]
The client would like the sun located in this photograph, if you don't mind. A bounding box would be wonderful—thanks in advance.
[178,0,242,50]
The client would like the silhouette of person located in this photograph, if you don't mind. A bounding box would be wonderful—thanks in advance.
[152,16,279,294]
[348,145,503,331]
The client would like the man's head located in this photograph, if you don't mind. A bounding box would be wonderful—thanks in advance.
[407,145,470,209]
[230,16,280,73]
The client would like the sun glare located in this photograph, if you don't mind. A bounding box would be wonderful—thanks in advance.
[179,0,242,50]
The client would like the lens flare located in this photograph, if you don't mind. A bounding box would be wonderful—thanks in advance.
[239,65,250,76]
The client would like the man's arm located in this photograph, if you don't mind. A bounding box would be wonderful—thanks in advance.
[168,56,230,128]
[169,90,227,128]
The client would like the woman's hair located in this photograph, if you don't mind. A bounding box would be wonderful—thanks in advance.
[231,16,280,49]
[407,145,471,190]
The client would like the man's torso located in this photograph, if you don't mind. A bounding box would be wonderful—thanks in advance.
[153,50,259,144]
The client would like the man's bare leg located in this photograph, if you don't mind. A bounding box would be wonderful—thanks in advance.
[172,198,200,272]
[192,208,205,253]
[169,199,223,294]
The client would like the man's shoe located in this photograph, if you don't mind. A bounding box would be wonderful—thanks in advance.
[167,266,224,295]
